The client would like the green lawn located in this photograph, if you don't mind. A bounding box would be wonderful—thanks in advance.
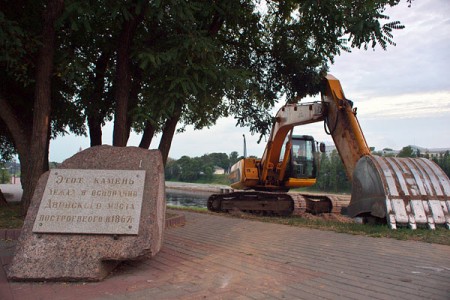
[0,203,23,229]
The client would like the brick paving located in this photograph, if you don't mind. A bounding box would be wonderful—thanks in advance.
[1,210,449,300]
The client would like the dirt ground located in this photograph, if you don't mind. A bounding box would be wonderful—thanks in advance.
[294,211,355,223]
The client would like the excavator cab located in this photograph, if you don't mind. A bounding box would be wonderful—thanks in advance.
[289,135,318,179]
[281,135,324,189]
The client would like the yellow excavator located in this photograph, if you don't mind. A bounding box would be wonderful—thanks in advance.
[207,75,450,230]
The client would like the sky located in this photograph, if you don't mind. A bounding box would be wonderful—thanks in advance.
[49,0,450,162]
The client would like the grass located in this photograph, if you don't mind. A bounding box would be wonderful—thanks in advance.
[257,215,450,245]
[0,203,23,229]
[168,205,450,246]
[0,205,182,230]
[167,205,208,213]
[167,174,231,186]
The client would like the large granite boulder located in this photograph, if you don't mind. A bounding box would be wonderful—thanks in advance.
[8,145,165,281]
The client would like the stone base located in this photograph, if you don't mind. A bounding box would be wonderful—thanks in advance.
[7,146,165,281]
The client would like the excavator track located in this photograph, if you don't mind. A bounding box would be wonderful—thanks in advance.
[207,191,348,216]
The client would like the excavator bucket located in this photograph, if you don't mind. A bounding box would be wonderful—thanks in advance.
[348,155,450,230]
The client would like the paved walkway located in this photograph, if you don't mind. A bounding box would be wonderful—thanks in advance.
[1,211,449,299]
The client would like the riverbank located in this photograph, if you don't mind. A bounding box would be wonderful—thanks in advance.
[166,181,232,193]
[1,182,230,204]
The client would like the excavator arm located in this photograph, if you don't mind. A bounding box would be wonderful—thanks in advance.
[321,74,371,181]
[320,75,450,229]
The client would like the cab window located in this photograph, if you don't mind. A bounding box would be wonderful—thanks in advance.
[291,139,315,178]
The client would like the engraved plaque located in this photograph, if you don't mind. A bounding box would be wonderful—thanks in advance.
[33,169,146,235]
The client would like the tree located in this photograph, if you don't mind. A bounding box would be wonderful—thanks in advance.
[315,150,351,193]
[0,128,15,163]
[165,152,232,182]
[432,151,450,178]
[1,0,66,213]
[229,151,240,170]
[398,146,416,158]
[1,0,409,212]
[0,165,11,184]
[112,0,148,147]
[203,153,230,171]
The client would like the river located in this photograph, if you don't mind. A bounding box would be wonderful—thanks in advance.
[165,189,211,208]
[0,182,225,209]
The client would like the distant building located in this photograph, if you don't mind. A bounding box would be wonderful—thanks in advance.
[412,146,450,158]
[10,177,21,185]
[322,144,449,158]
[213,166,225,175]
[381,148,399,157]
[324,144,336,157]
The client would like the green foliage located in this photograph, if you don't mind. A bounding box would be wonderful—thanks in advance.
[432,151,450,178]
[260,216,450,245]
[398,146,416,158]
[0,131,15,163]
[193,174,231,185]
[229,151,239,166]
[0,203,23,229]
[0,164,11,184]
[0,0,86,141]
[313,150,351,193]
[165,152,235,182]
[1,0,409,179]
[0,5,41,86]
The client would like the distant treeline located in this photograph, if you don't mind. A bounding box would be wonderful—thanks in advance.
[165,152,239,183]
[164,146,450,193]
[375,146,450,178]
[313,150,351,193]
[313,147,450,193]
[431,152,450,178]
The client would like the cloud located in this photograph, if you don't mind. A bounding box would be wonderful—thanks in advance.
[329,0,450,98]
[356,91,450,119]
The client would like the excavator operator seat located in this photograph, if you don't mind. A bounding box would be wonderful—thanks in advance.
[290,135,317,179]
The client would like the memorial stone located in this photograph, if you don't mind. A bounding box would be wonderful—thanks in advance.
[8,145,165,281]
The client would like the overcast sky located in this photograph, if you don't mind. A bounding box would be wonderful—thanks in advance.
[49,0,450,162]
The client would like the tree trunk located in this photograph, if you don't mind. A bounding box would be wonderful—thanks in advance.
[158,105,182,165]
[112,24,132,146]
[0,189,7,206]
[0,97,31,207]
[21,0,64,214]
[112,4,147,147]
[86,51,110,146]
[0,97,30,157]
[139,121,155,149]
[88,116,103,146]
[124,64,142,143]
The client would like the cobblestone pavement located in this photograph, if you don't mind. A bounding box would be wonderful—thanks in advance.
[1,211,450,300]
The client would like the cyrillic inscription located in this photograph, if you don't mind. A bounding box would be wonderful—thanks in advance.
[33,169,146,235]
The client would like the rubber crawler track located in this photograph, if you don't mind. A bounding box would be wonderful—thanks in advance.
[207,191,345,216]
